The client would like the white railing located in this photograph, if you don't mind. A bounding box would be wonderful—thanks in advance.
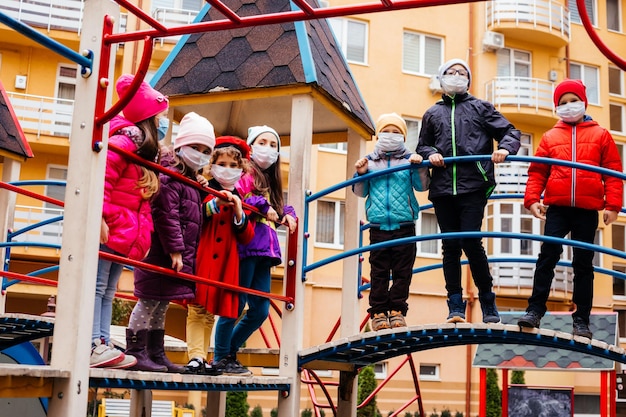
[12,205,63,247]
[2,0,84,34]
[485,77,554,113]
[6,92,74,138]
[494,162,529,194]
[485,0,570,39]
[152,7,200,44]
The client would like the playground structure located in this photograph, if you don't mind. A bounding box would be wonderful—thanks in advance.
[0,0,626,416]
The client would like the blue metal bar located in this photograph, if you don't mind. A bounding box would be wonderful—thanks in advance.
[0,12,93,76]
[9,180,66,187]
[7,216,63,240]
[3,265,59,290]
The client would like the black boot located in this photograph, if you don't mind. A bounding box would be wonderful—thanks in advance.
[125,329,167,372]
[479,292,501,323]
[147,329,185,373]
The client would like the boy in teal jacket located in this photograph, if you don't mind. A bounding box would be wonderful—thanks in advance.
[353,113,428,331]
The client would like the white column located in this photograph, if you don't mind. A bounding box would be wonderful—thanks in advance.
[277,94,313,417]
[336,128,366,417]
[0,158,21,313]
[46,0,117,415]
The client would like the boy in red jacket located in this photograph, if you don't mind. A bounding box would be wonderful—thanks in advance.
[517,79,623,338]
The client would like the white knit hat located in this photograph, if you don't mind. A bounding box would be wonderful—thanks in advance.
[247,125,281,151]
[438,58,472,87]
[174,112,216,150]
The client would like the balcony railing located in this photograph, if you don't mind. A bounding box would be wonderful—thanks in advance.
[485,0,570,39]
[494,162,529,194]
[12,205,63,247]
[7,92,74,138]
[485,76,554,113]
[2,0,84,34]
[152,7,200,44]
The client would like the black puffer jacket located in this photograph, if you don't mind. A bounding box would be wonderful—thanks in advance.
[417,93,521,199]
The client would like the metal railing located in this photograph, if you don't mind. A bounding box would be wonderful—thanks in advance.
[152,7,200,44]
[12,205,63,246]
[6,91,74,138]
[485,0,570,39]
[485,77,555,113]
[2,0,84,34]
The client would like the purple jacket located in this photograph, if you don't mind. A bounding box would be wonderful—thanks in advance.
[236,174,296,266]
[133,150,201,301]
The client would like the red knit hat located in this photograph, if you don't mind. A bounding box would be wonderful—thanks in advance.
[553,79,588,108]
[115,74,169,123]
[214,136,251,160]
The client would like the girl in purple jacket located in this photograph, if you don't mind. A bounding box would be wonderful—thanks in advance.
[91,74,167,369]
[212,125,297,375]
[125,112,215,372]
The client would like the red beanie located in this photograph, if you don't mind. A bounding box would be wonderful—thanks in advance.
[214,136,251,160]
[553,79,588,108]
[115,74,169,123]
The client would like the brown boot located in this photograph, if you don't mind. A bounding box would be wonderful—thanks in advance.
[147,329,185,373]
[125,329,167,372]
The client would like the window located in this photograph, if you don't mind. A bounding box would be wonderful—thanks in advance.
[417,211,439,256]
[610,103,625,133]
[614,224,626,253]
[402,31,443,76]
[329,18,368,64]
[315,200,345,247]
[613,265,626,298]
[373,362,387,379]
[569,0,596,26]
[609,66,624,96]
[517,132,533,157]
[419,363,440,381]
[45,166,67,211]
[569,63,599,105]
[405,117,421,153]
[617,144,626,208]
[319,142,347,153]
[152,0,203,11]
[496,48,531,77]
[607,0,621,32]
[54,64,77,137]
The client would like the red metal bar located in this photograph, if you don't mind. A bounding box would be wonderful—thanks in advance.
[502,368,509,417]
[325,317,341,343]
[301,369,337,416]
[206,0,242,24]
[258,322,272,348]
[358,355,410,408]
[0,270,58,288]
[267,308,281,347]
[0,181,64,207]
[100,251,294,304]
[114,0,168,33]
[407,354,425,417]
[576,0,626,71]
[387,396,419,417]
[291,0,316,15]
[611,370,616,417]
[96,37,154,128]
[601,370,608,417]
[104,0,487,44]
[93,14,115,150]
[284,222,298,308]
[479,368,487,417]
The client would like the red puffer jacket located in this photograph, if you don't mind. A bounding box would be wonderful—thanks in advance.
[524,119,623,212]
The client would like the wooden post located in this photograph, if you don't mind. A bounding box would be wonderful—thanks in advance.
[205,391,226,417]
[0,158,21,314]
[276,94,312,416]
[46,0,117,415]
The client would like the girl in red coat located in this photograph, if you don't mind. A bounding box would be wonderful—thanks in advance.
[185,136,254,374]
[518,79,623,338]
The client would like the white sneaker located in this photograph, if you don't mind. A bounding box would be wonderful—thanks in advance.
[90,338,124,368]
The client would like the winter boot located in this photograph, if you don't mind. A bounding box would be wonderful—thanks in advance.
[446,293,467,323]
[478,292,501,323]
[147,329,185,373]
[125,329,167,372]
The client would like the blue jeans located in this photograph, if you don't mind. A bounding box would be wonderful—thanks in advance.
[92,244,123,343]
[214,256,272,362]
[527,206,598,320]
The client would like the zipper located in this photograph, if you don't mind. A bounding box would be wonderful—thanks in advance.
[571,125,577,206]
[385,155,391,229]
[451,100,457,195]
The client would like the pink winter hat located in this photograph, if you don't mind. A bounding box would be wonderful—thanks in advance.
[115,74,169,123]
[174,112,216,150]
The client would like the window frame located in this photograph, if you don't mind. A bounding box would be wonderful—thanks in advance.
[401,30,444,77]
[569,62,600,105]
[568,0,597,26]
[419,363,441,381]
[606,0,622,32]
[328,17,369,65]
[416,210,440,257]
[496,47,532,78]
[318,142,348,154]
[314,199,346,249]
[609,66,624,97]
[610,102,626,134]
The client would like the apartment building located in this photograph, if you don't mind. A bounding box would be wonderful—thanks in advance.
[1,0,626,415]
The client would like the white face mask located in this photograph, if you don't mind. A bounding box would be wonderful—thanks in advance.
[375,132,405,153]
[210,165,243,190]
[440,75,469,95]
[251,144,279,170]
[556,101,586,123]
[178,146,211,172]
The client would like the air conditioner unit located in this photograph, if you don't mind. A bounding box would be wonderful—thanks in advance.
[482,31,505,52]
[429,75,442,94]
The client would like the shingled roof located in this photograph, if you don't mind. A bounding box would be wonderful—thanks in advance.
[473,312,618,371]
[152,0,374,142]
[0,80,33,161]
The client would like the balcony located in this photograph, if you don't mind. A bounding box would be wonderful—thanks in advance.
[7,92,74,139]
[485,77,557,126]
[152,7,200,45]
[485,0,570,47]
[2,0,84,34]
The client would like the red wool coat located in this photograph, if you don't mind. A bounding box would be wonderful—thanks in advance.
[524,119,623,212]
[194,189,254,318]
